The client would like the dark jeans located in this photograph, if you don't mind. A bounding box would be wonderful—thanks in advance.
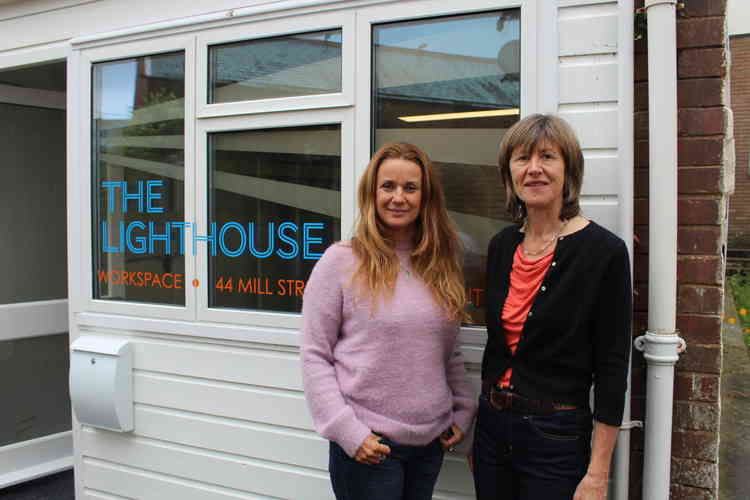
[328,436,444,500]
[472,394,593,500]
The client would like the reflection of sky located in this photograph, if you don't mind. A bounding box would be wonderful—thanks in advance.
[97,60,137,120]
[374,11,520,60]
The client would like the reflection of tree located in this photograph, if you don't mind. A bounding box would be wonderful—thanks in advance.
[496,11,520,91]
[116,88,183,164]
[496,10,519,33]
[124,88,180,136]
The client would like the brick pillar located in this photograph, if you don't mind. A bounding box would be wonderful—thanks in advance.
[630,1,729,498]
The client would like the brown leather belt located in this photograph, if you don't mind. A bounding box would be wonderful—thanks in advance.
[488,386,578,416]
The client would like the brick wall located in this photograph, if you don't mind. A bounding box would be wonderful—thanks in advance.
[631,1,729,498]
[729,35,750,247]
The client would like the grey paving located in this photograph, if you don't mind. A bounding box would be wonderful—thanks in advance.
[719,287,750,499]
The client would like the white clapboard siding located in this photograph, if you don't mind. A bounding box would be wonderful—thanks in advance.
[434,456,477,495]
[580,196,620,234]
[558,1,622,237]
[133,400,482,478]
[559,60,618,103]
[133,405,328,470]
[82,488,132,500]
[581,153,619,195]
[83,458,278,500]
[82,430,333,499]
[459,344,486,365]
[558,1,619,57]
[76,333,480,498]
[133,340,304,391]
[433,488,475,500]
[134,371,313,430]
[83,429,476,498]
[83,488,132,500]
[558,106,619,150]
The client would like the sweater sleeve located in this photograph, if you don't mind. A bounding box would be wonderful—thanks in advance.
[591,239,633,426]
[445,334,478,434]
[300,245,371,457]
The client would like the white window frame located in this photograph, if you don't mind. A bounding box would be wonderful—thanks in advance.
[69,0,546,336]
[0,48,73,488]
[0,83,66,110]
[195,108,355,330]
[355,0,541,341]
[0,431,73,489]
[353,0,539,181]
[77,35,197,322]
[196,10,355,118]
[0,300,69,342]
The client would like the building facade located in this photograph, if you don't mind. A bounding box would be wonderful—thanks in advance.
[2,0,733,499]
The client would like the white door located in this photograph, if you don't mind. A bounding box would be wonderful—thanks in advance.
[0,61,73,488]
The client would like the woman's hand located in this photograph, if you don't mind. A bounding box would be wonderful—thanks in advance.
[573,472,608,500]
[354,433,391,465]
[439,424,464,451]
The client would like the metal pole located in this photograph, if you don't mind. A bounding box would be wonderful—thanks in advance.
[610,1,636,498]
[634,1,686,499]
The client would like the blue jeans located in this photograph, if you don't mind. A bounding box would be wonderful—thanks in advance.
[328,436,444,500]
[471,394,593,500]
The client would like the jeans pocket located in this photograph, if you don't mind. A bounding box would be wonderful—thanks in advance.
[526,414,581,442]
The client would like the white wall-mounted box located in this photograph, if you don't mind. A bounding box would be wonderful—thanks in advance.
[69,336,133,432]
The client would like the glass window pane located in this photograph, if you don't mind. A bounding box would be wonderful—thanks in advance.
[92,52,186,305]
[0,333,71,446]
[209,29,342,103]
[373,10,521,326]
[0,103,67,304]
[208,125,341,313]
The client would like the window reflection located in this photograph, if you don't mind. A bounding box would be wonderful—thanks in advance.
[92,52,185,305]
[209,29,343,103]
[208,125,341,313]
[373,10,521,325]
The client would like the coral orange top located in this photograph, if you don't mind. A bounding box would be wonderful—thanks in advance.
[498,245,554,388]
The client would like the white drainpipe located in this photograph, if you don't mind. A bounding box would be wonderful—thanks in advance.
[610,2,636,499]
[634,1,687,499]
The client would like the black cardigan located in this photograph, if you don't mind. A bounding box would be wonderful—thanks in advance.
[482,221,632,426]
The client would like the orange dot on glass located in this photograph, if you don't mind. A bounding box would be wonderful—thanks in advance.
[727,317,736,325]
[192,279,200,287]
[744,328,750,334]
[739,308,748,317]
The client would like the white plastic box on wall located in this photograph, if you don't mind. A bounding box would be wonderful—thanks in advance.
[70,336,133,433]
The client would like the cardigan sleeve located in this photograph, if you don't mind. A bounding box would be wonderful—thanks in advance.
[591,239,633,426]
[300,245,371,457]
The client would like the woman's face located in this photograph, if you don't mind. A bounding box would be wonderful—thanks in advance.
[509,140,566,212]
[375,158,423,238]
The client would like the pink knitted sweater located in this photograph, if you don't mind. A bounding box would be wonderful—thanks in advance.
[301,241,477,457]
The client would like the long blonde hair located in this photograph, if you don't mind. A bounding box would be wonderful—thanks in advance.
[350,142,467,321]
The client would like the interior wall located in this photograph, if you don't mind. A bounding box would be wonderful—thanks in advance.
[0,102,67,304]
[0,333,72,446]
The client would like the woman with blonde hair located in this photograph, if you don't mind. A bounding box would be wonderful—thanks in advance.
[302,142,476,500]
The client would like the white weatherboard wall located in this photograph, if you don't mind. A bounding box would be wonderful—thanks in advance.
[0,0,632,498]
[728,0,750,37]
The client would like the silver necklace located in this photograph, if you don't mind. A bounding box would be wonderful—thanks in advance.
[522,219,569,257]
